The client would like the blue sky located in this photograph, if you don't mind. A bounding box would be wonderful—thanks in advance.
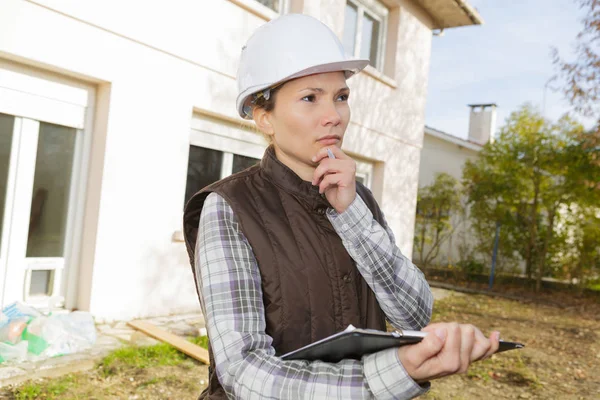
[425,0,590,139]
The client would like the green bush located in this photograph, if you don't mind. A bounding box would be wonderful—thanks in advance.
[457,260,485,276]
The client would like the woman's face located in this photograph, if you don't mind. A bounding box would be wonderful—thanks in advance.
[256,71,351,177]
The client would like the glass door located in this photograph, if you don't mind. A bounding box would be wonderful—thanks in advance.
[0,114,81,309]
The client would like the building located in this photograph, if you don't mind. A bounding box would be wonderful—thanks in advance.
[0,0,482,321]
[415,104,497,266]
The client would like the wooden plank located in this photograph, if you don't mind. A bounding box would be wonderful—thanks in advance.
[127,320,210,364]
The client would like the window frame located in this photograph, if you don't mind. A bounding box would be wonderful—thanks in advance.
[355,158,374,189]
[250,0,289,14]
[345,0,389,71]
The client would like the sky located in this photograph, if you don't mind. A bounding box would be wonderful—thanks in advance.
[425,0,591,139]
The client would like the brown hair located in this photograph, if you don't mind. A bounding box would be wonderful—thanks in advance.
[252,84,282,114]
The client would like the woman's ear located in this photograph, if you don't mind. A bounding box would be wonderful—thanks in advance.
[253,107,275,139]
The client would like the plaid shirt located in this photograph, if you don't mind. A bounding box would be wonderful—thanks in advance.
[195,192,433,399]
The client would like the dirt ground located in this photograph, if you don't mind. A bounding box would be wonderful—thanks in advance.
[423,292,600,400]
[1,292,599,399]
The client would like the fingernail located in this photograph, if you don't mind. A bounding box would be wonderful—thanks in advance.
[435,328,447,341]
[311,156,316,162]
[493,331,501,340]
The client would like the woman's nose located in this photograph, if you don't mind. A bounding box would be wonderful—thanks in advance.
[320,101,342,127]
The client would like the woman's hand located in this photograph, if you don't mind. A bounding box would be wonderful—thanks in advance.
[397,323,500,384]
[311,146,356,213]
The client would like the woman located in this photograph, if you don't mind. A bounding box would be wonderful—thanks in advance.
[183,13,499,400]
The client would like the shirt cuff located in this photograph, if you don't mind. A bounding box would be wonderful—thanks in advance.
[363,348,430,400]
[326,195,372,245]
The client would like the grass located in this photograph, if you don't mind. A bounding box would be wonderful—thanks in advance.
[189,335,209,349]
[98,336,209,377]
[8,336,210,399]
[13,375,75,400]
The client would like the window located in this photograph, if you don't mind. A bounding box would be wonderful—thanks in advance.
[185,146,223,206]
[355,158,374,189]
[233,154,260,174]
[186,112,267,207]
[254,0,282,12]
[343,0,388,70]
[184,146,260,206]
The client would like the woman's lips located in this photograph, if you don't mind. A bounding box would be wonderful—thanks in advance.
[317,136,340,145]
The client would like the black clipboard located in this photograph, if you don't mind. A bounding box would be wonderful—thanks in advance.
[281,325,524,363]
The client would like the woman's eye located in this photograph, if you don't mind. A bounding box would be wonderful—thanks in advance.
[301,95,316,102]
[337,94,349,102]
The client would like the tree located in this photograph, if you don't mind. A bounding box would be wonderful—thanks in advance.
[553,0,600,175]
[553,0,600,119]
[556,205,600,288]
[413,173,462,269]
[463,105,593,292]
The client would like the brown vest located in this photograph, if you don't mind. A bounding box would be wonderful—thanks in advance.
[183,146,387,399]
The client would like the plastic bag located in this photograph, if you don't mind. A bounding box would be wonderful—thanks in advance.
[0,302,39,346]
[1,302,41,320]
[0,317,29,344]
[21,317,49,355]
[23,312,96,357]
[54,312,96,346]
[0,341,28,363]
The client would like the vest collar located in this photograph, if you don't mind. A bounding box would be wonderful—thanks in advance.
[260,145,330,209]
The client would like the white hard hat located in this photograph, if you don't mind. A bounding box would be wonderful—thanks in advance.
[236,13,369,119]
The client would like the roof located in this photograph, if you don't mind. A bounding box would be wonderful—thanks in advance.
[424,125,484,152]
[415,0,484,29]
[468,103,497,108]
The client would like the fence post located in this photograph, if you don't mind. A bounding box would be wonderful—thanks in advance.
[489,221,501,290]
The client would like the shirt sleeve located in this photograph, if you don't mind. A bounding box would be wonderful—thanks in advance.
[195,192,428,400]
[326,193,434,331]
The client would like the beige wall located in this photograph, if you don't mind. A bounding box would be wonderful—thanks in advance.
[0,0,435,320]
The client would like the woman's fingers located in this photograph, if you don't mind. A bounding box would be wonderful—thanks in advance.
[469,327,491,361]
[397,328,447,383]
[311,159,343,185]
[483,331,501,359]
[311,146,357,213]
[312,159,356,186]
[459,325,476,373]
[438,323,462,375]
[318,173,343,194]
[405,323,504,384]
[311,146,349,164]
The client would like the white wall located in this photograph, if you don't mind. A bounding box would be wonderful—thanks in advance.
[0,0,435,320]
[415,133,480,265]
[418,134,480,187]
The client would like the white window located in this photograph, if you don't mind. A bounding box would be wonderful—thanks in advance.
[343,0,388,71]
